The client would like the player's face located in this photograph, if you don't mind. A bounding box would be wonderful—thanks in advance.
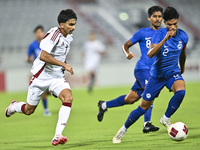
[60,19,76,36]
[35,28,44,41]
[164,19,179,36]
[148,11,163,29]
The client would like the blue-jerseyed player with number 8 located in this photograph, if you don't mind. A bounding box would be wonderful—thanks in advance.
[97,6,163,133]
[112,6,188,143]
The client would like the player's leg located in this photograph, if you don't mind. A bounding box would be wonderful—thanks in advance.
[97,90,140,122]
[50,80,72,146]
[88,71,95,93]
[161,74,185,129]
[113,99,152,143]
[42,91,51,116]
[113,76,164,143]
[5,78,46,117]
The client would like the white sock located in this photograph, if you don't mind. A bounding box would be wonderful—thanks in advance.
[55,105,71,136]
[144,121,151,126]
[11,102,26,113]
[121,125,127,132]
[163,114,170,120]
[102,102,107,110]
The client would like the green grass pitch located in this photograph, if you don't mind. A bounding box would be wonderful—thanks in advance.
[0,82,200,150]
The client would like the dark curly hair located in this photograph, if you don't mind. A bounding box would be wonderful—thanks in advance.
[148,6,163,17]
[57,9,77,25]
[163,6,179,21]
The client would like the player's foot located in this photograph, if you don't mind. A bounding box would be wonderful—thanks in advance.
[5,100,18,117]
[160,115,171,130]
[97,100,107,122]
[113,126,127,143]
[143,122,159,133]
[51,134,68,146]
[44,109,52,116]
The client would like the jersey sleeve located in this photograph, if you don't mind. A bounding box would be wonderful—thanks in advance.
[151,30,163,44]
[40,28,61,53]
[182,31,189,46]
[130,29,142,44]
[27,43,34,56]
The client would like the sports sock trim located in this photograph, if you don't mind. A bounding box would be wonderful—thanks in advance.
[21,104,26,114]
[62,102,72,107]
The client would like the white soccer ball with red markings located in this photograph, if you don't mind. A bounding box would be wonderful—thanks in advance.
[168,122,188,141]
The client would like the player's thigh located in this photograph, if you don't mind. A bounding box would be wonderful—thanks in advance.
[27,78,48,106]
[125,90,140,104]
[166,72,185,93]
[49,78,72,103]
[171,80,185,93]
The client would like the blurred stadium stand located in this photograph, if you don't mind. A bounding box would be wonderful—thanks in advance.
[0,0,200,69]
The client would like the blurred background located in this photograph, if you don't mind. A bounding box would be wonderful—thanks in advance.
[0,0,200,92]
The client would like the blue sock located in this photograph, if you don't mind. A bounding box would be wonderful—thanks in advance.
[165,90,185,118]
[106,95,126,108]
[125,106,147,128]
[144,104,153,122]
[42,98,48,109]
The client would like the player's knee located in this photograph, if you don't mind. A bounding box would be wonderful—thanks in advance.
[124,95,140,104]
[64,96,73,103]
[176,90,185,99]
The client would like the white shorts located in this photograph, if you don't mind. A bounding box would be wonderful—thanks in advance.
[27,76,71,106]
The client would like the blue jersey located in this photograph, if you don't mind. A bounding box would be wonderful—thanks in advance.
[130,27,156,70]
[27,40,41,59]
[151,28,188,77]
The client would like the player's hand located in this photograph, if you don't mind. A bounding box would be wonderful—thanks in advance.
[165,30,175,40]
[126,52,135,60]
[64,64,74,75]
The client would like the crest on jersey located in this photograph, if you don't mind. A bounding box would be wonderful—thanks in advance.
[177,41,182,49]
[61,42,65,46]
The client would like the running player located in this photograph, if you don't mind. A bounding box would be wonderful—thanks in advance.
[97,6,163,133]
[112,6,188,143]
[82,31,105,93]
[5,9,77,146]
[27,25,51,116]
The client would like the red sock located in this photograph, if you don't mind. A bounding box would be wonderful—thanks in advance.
[21,104,26,114]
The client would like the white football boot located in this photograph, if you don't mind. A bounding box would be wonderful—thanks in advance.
[113,126,127,143]
[160,115,171,130]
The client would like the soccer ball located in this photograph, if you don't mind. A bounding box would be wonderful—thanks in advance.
[168,122,188,141]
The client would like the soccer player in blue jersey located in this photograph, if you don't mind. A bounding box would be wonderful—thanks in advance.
[112,6,188,143]
[27,25,51,116]
[97,6,163,133]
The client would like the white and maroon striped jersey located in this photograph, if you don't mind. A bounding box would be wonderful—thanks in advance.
[30,27,73,78]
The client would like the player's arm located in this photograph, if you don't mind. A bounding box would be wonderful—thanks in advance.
[26,56,34,63]
[122,40,135,60]
[179,46,186,74]
[148,30,175,58]
[40,50,74,75]
[27,45,34,63]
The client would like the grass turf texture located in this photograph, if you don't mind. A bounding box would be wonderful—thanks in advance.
[0,82,200,150]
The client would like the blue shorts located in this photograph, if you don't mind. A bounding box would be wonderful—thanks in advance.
[131,69,150,97]
[142,72,184,101]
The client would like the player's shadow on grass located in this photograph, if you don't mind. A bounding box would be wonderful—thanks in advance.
[57,140,111,149]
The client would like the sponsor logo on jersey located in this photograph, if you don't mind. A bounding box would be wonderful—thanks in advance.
[146,93,151,99]
[177,41,182,49]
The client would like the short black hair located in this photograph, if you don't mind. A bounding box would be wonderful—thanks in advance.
[148,6,163,17]
[163,6,179,21]
[33,25,44,33]
[57,9,77,25]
